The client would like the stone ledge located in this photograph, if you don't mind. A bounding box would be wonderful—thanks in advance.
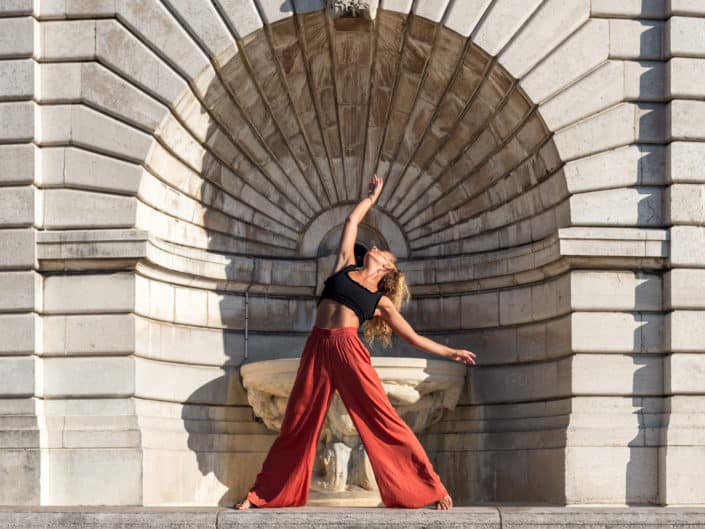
[0,507,704,529]
[34,227,671,295]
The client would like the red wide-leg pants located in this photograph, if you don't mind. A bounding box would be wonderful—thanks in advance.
[245,326,448,508]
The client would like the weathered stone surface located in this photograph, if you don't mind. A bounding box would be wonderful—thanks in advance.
[670,226,705,266]
[0,228,35,269]
[0,144,35,185]
[44,273,135,314]
[667,16,705,57]
[609,20,665,60]
[0,17,34,59]
[572,313,664,354]
[668,141,705,183]
[0,313,39,355]
[591,0,667,18]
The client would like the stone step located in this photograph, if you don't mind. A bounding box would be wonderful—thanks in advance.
[0,507,704,529]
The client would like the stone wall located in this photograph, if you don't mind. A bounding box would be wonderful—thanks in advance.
[0,0,702,507]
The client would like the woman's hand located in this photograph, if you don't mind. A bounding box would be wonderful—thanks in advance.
[368,174,383,203]
[445,348,476,366]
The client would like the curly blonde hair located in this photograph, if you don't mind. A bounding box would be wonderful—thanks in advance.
[363,263,410,348]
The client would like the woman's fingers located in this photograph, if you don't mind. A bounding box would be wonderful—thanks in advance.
[451,349,476,365]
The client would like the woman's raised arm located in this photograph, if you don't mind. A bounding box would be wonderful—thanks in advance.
[375,297,476,365]
[331,175,384,274]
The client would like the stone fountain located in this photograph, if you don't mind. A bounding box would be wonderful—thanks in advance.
[240,355,466,506]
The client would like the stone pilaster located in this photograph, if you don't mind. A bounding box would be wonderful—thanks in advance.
[661,0,705,506]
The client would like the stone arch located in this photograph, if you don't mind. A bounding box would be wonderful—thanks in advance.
[27,0,668,507]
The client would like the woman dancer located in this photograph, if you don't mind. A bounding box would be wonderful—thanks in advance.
[234,175,476,510]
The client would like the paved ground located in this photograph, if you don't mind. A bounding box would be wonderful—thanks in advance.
[1,506,705,528]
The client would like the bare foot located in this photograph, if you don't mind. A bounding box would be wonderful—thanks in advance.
[435,494,453,510]
[233,497,253,510]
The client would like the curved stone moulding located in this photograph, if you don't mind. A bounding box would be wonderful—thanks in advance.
[240,356,466,500]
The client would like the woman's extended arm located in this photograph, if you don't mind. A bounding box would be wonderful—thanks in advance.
[331,175,384,273]
[375,297,476,365]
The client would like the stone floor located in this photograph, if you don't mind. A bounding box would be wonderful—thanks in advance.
[1,506,704,528]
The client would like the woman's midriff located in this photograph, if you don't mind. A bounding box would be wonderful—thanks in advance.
[313,299,361,329]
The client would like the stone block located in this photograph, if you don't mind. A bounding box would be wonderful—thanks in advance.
[38,105,152,163]
[531,275,571,322]
[0,228,35,269]
[572,353,663,395]
[35,0,117,18]
[473,0,542,57]
[43,188,136,229]
[668,141,705,183]
[666,353,705,393]
[667,183,705,225]
[134,356,240,405]
[134,316,243,366]
[498,0,589,79]
[566,446,658,504]
[46,448,142,504]
[667,16,705,57]
[0,448,39,504]
[39,20,95,60]
[670,225,705,266]
[499,286,532,326]
[669,100,705,140]
[563,145,665,193]
[0,356,34,396]
[591,0,667,18]
[0,271,40,312]
[609,20,665,60]
[0,144,35,185]
[0,313,39,355]
[468,357,571,404]
[569,187,664,227]
[443,0,491,37]
[174,286,208,326]
[0,186,35,227]
[134,276,174,323]
[0,102,34,142]
[41,147,141,194]
[44,273,135,314]
[522,19,609,103]
[460,292,499,329]
[572,312,664,354]
[571,271,662,312]
[0,1,33,15]
[79,62,165,131]
[669,0,705,16]
[661,446,705,505]
[0,59,33,99]
[539,60,624,131]
[554,104,635,161]
[107,1,210,82]
[43,314,134,355]
[37,62,81,102]
[42,356,134,397]
[668,58,705,99]
[666,269,705,309]
[164,0,234,59]
[0,17,34,58]
[667,311,705,352]
[412,0,447,22]
[95,19,186,105]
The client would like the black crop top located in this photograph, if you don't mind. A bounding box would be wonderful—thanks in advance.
[317,264,383,325]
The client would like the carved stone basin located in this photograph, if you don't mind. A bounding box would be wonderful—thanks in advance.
[240,357,466,506]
